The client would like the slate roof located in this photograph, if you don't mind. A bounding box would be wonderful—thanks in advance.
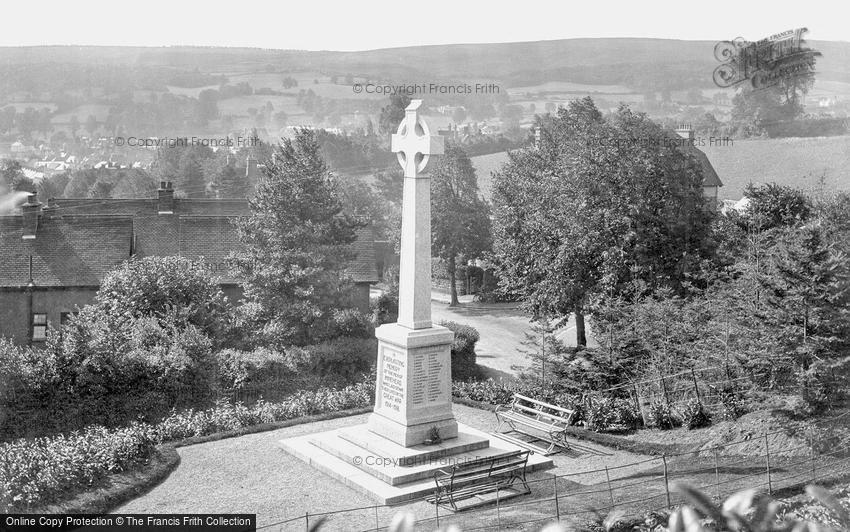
[0,196,378,288]
[662,131,723,188]
[0,214,133,286]
[350,226,379,284]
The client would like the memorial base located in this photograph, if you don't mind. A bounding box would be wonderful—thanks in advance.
[369,323,457,447]
[367,412,458,448]
[280,422,554,505]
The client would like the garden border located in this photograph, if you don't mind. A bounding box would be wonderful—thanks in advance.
[24,405,374,514]
[32,446,180,515]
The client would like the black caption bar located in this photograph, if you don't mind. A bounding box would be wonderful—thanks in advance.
[1,515,256,532]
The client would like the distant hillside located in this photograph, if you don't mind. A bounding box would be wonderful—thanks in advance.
[1,38,848,89]
[471,135,850,202]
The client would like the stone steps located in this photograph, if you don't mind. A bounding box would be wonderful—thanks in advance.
[280,422,554,505]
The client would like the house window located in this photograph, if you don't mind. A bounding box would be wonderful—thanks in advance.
[32,313,47,342]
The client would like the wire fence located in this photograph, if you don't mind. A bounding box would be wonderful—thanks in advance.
[591,365,794,424]
[262,410,850,532]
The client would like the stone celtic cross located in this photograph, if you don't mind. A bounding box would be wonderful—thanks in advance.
[391,100,444,329]
[391,100,444,179]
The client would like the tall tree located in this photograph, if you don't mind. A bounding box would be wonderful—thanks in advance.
[85,115,98,138]
[0,159,34,193]
[231,129,364,347]
[491,98,716,346]
[69,115,80,139]
[217,163,247,198]
[177,156,207,198]
[760,226,849,369]
[431,144,493,306]
[379,94,411,136]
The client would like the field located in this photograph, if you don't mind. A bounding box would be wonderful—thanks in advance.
[507,81,635,95]
[224,71,384,100]
[470,135,850,202]
[50,104,112,125]
[2,101,58,112]
[166,84,221,97]
[703,135,850,199]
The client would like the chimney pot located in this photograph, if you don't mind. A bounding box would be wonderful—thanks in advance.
[21,193,42,240]
[158,182,174,214]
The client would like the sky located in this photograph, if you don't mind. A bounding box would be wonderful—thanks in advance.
[2,0,847,50]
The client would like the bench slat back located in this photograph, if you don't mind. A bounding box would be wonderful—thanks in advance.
[512,394,574,424]
[437,450,529,483]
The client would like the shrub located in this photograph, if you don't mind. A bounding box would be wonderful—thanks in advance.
[371,289,399,326]
[585,397,619,432]
[329,308,374,339]
[92,256,228,338]
[0,423,155,511]
[683,399,712,430]
[452,379,524,405]
[648,399,679,429]
[69,315,217,425]
[718,391,746,421]
[215,347,295,401]
[3,309,219,439]
[215,347,290,389]
[796,363,832,415]
[440,321,480,381]
[282,337,377,387]
[550,347,631,395]
[585,397,642,432]
[613,398,643,430]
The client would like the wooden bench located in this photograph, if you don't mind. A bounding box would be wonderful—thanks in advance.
[431,450,531,511]
[494,393,575,455]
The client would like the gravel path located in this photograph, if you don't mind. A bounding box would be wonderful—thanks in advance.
[430,299,598,380]
[116,404,653,530]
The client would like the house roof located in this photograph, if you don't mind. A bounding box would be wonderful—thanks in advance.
[0,195,379,288]
[0,215,133,286]
[663,131,723,188]
[350,226,379,283]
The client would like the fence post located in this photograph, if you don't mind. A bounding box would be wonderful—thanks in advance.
[810,425,816,482]
[764,434,773,494]
[662,455,671,508]
[660,377,672,410]
[374,505,379,531]
[553,474,561,521]
[305,512,309,532]
[632,384,641,414]
[605,466,615,508]
[435,489,440,527]
[496,486,502,529]
[713,447,720,501]
[690,369,702,405]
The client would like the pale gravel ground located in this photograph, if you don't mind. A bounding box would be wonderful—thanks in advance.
[429,294,598,379]
[116,404,654,530]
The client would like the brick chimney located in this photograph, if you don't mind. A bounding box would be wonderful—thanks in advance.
[157,181,174,214]
[21,193,42,240]
[675,124,695,145]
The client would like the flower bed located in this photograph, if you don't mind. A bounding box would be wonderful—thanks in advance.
[0,380,375,512]
[0,425,155,511]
